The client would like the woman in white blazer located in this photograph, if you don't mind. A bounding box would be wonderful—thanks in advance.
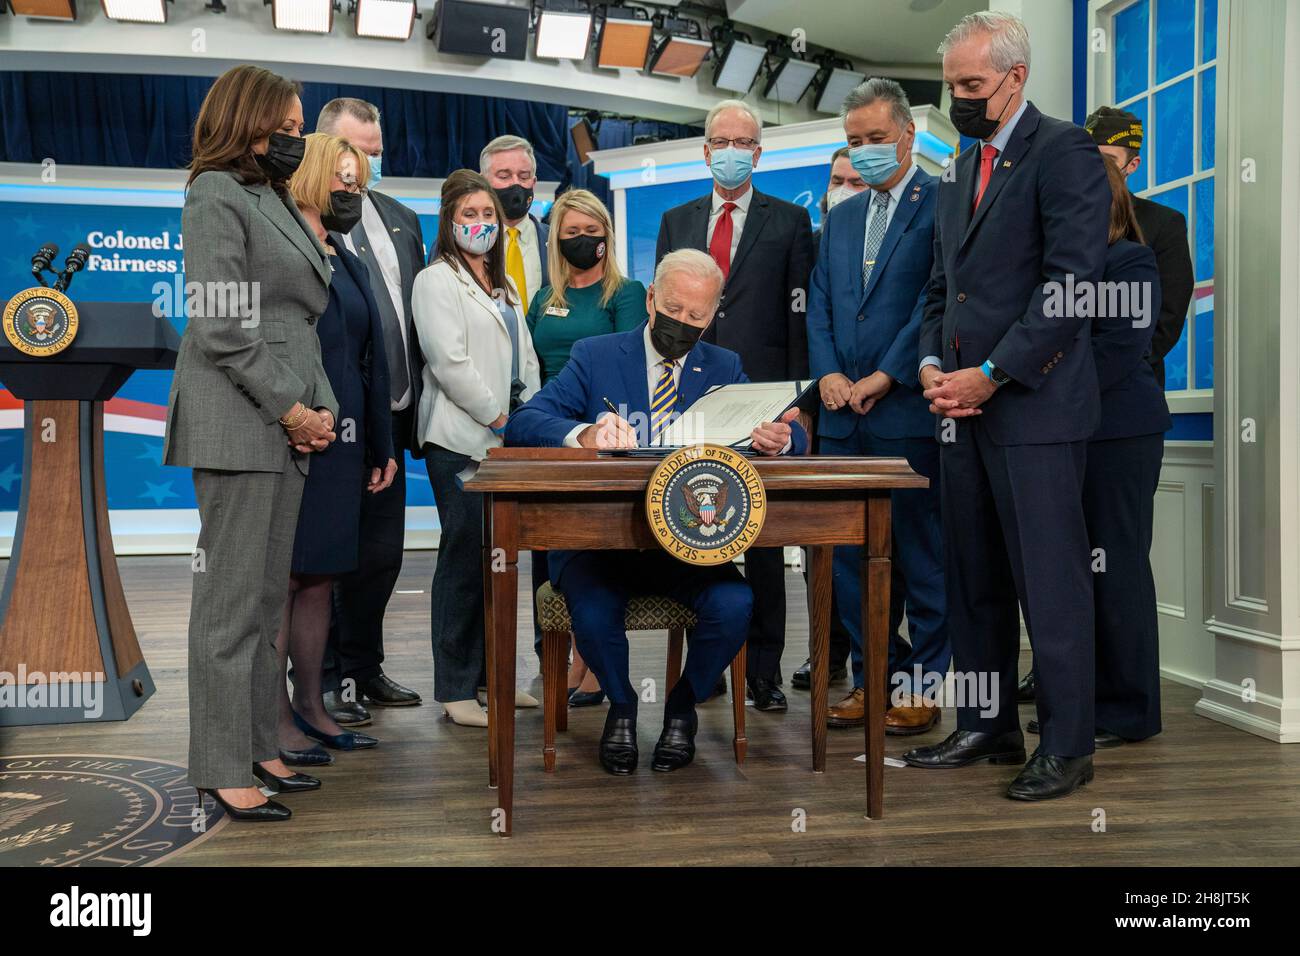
[412,169,540,726]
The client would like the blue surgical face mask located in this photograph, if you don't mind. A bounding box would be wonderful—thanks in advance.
[848,141,902,186]
[368,154,382,187]
[708,146,755,190]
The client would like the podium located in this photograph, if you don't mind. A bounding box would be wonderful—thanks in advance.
[0,300,180,726]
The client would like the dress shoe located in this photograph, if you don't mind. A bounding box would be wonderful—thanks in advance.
[568,688,606,707]
[196,787,291,822]
[252,763,321,794]
[476,687,540,708]
[292,711,378,750]
[442,699,489,727]
[1006,752,1094,801]
[902,729,1027,769]
[599,716,639,775]
[746,677,788,712]
[323,690,371,727]
[1016,672,1037,703]
[362,673,422,707]
[791,658,849,689]
[827,687,866,728]
[651,712,698,772]
[279,745,333,767]
[1026,719,1128,749]
[884,695,941,736]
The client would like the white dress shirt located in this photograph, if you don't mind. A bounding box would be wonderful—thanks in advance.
[706,185,753,265]
[341,193,413,410]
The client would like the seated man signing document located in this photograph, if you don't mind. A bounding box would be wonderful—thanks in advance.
[505,248,807,776]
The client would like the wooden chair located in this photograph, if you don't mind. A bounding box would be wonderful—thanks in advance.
[536,581,747,772]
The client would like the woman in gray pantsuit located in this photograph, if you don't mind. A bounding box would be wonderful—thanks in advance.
[163,65,339,822]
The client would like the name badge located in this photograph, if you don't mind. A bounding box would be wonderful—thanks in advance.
[545,306,570,317]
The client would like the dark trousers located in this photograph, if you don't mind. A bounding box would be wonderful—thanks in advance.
[821,426,949,693]
[942,420,1095,757]
[426,444,486,703]
[743,547,786,680]
[802,562,852,669]
[323,410,411,693]
[555,550,753,708]
[1086,433,1164,741]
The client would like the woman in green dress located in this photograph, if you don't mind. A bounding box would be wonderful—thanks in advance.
[527,188,646,706]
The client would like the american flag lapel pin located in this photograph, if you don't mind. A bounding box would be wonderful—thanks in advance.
[692,366,702,372]
[1002,160,1012,168]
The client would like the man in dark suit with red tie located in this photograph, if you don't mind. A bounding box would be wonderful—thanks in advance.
[904,11,1111,801]
[655,99,814,712]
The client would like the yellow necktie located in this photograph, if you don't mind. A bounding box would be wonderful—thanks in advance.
[506,226,528,313]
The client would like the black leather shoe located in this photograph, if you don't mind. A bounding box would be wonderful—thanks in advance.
[1026,720,1127,749]
[253,763,321,794]
[196,787,292,822]
[652,712,698,772]
[279,745,334,767]
[598,716,638,775]
[902,729,1027,769]
[323,690,371,727]
[1006,752,1094,801]
[293,712,378,751]
[1016,672,1037,703]
[746,677,788,712]
[569,689,606,708]
[791,658,850,689]
[361,673,422,707]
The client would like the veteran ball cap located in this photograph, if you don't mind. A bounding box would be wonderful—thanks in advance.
[1085,106,1144,150]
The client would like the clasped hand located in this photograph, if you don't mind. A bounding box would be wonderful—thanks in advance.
[921,366,996,418]
[284,404,336,453]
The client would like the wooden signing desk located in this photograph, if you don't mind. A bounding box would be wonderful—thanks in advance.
[463,450,928,836]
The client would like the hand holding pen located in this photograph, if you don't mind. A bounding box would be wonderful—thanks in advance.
[577,397,639,450]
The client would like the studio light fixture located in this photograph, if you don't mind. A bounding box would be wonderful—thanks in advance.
[762,40,818,105]
[812,56,867,114]
[429,0,529,60]
[534,0,593,60]
[352,0,417,40]
[646,15,709,78]
[710,25,765,94]
[8,0,77,20]
[267,0,337,33]
[595,6,652,69]
[102,0,169,22]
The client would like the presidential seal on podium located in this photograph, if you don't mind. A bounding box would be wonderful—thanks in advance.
[2,286,80,357]
[645,444,766,566]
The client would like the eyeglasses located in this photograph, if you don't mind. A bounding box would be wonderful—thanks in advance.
[706,137,759,151]
[337,173,366,195]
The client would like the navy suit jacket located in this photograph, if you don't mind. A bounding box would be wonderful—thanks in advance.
[807,167,937,441]
[505,323,807,581]
[919,102,1112,445]
[1091,239,1171,441]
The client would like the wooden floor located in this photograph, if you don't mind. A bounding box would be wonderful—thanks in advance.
[4,552,1300,866]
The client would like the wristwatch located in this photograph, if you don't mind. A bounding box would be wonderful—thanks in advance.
[980,359,1011,387]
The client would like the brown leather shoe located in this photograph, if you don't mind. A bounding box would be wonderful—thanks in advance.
[827,688,865,728]
[885,695,941,736]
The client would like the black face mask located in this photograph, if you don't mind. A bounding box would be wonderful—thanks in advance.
[558,234,606,270]
[254,131,305,181]
[494,183,534,221]
[948,70,1013,140]
[321,190,364,234]
[651,310,705,362]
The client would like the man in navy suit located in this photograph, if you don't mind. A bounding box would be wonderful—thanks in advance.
[506,249,806,776]
[903,11,1111,801]
[807,78,949,737]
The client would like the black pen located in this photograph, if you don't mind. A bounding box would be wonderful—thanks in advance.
[601,397,619,417]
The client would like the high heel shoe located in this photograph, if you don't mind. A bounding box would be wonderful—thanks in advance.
[569,688,606,707]
[442,699,489,727]
[252,763,321,794]
[195,786,292,822]
[292,711,378,751]
[280,745,333,767]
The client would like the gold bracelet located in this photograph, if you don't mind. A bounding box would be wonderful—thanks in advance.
[279,405,308,430]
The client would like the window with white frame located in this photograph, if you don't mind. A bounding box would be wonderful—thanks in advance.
[1105,0,1217,395]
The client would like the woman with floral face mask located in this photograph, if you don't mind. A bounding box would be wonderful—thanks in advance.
[411,170,541,726]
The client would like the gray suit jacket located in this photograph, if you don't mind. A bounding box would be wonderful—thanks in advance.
[163,170,339,474]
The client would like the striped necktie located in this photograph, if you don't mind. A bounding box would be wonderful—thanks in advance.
[649,359,677,445]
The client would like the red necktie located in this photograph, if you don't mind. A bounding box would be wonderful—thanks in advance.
[973,144,999,213]
[709,201,737,279]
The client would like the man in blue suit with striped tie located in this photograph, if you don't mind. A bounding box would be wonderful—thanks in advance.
[506,249,807,776]
[806,78,948,736]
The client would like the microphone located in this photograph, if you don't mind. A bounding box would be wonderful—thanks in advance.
[30,242,60,286]
[53,243,91,293]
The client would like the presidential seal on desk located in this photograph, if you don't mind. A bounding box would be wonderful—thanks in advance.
[2,287,80,357]
[646,444,766,566]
